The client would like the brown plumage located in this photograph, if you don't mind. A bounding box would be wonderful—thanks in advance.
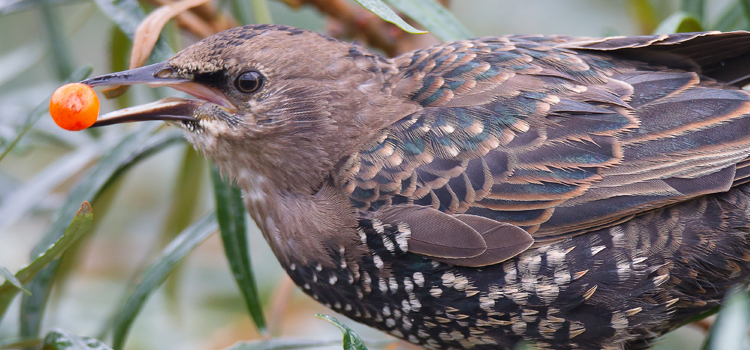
[82,26,750,349]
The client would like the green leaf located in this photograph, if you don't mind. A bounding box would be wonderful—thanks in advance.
[251,0,273,24]
[680,0,704,24]
[0,146,99,232]
[0,264,30,295]
[0,45,45,87]
[385,0,473,41]
[109,26,134,110]
[0,337,42,350]
[628,0,659,34]
[232,0,273,25]
[42,329,113,350]
[40,2,75,80]
[230,0,254,25]
[92,0,174,62]
[352,0,427,34]
[224,338,341,350]
[161,146,205,306]
[702,287,750,350]
[710,2,746,31]
[211,165,266,333]
[739,0,750,29]
[653,12,703,34]
[110,213,218,350]
[0,0,82,15]
[53,176,126,307]
[0,65,92,164]
[19,128,183,339]
[316,314,368,350]
[0,202,93,323]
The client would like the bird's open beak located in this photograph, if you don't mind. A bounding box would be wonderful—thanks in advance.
[80,62,234,127]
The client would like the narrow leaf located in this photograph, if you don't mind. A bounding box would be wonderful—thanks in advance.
[702,286,750,350]
[653,12,703,34]
[0,265,30,295]
[42,329,113,350]
[0,44,44,87]
[230,0,254,25]
[0,202,93,323]
[316,314,368,350]
[162,146,205,305]
[212,165,266,333]
[40,2,75,80]
[92,0,174,62]
[711,2,746,31]
[0,0,85,15]
[53,175,127,304]
[110,213,218,350]
[680,0,704,24]
[0,338,42,350]
[385,0,473,41]
[628,0,659,34]
[251,0,273,24]
[352,0,427,34]
[0,66,92,163]
[19,128,182,339]
[109,26,134,110]
[0,145,99,232]
[740,0,750,28]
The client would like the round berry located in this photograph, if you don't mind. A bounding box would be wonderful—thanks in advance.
[49,83,100,131]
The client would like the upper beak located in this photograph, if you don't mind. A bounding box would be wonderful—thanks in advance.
[81,62,233,127]
[80,62,189,88]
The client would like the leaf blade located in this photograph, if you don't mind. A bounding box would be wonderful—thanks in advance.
[110,213,218,350]
[0,202,93,323]
[92,0,174,62]
[680,0,704,24]
[211,165,266,333]
[385,0,473,41]
[702,286,750,350]
[42,329,113,350]
[18,128,183,339]
[316,314,368,350]
[352,0,427,34]
[0,265,29,295]
[653,12,703,34]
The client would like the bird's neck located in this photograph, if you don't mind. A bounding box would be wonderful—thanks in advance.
[235,170,362,269]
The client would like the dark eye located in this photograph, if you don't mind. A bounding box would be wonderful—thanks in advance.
[234,71,264,93]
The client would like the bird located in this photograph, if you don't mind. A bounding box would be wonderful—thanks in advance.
[80,24,750,350]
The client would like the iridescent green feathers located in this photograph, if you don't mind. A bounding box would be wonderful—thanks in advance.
[347,31,750,260]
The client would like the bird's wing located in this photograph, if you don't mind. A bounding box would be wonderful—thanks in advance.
[344,31,750,265]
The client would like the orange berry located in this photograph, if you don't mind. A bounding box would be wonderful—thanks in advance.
[49,83,100,131]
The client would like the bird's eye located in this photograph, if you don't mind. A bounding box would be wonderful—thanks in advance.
[234,71,264,93]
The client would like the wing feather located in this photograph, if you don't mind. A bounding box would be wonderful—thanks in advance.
[346,32,750,261]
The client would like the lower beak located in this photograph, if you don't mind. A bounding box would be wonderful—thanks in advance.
[90,98,202,127]
[80,62,232,127]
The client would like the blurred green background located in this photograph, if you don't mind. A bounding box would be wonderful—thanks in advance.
[1,0,749,349]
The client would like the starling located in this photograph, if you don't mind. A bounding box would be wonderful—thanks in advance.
[82,25,750,349]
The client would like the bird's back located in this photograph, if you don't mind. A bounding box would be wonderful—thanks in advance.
[345,32,750,244]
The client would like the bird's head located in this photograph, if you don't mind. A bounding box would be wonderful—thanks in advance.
[84,24,413,194]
